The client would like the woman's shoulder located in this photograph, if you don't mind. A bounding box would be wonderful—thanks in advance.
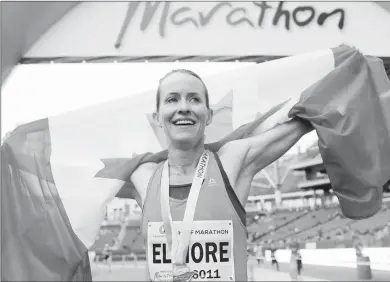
[132,162,160,181]
[131,162,160,202]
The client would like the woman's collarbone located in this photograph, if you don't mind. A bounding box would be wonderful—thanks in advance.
[169,169,196,185]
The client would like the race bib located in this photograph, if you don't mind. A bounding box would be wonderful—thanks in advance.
[148,220,235,281]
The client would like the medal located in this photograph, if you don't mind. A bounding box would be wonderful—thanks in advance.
[160,150,210,281]
[172,263,195,282]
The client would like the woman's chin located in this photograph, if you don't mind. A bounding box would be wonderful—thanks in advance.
[170,135,202,148]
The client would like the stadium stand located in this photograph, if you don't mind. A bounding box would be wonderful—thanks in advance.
[91,225,121,252]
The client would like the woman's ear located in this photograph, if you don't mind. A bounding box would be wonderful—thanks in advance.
[153,112,162,128]
[206,108,213,126]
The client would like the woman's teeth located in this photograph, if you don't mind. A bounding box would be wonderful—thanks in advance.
[174,120,194,125]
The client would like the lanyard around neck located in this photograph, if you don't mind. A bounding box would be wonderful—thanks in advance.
[160,150,210,265]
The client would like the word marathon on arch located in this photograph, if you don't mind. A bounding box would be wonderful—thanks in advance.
[116,1,345,39]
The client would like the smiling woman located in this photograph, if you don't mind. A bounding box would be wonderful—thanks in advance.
[127,68,315,281]
[153,69,213,151]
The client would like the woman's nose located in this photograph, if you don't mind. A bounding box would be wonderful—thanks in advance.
[178,100,190,113]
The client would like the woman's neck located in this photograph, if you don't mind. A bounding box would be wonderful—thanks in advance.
[168,141,205,175]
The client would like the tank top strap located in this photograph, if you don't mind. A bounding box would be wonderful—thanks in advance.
[143,161,164,211]
[212,151,246,227]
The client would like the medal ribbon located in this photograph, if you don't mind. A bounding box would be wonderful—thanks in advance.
[161,150,210,265]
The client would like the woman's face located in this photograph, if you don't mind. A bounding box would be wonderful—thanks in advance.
[154,72,213,149]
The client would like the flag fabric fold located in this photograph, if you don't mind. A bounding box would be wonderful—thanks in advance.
[288,45,390,219]
[2,44,390,281]
[1,119,92,281]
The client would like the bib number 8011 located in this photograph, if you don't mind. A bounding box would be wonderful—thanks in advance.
[192,269,221,280]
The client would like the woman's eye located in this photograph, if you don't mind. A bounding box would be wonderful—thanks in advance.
[190,97,200,103]
[166,98,177,103]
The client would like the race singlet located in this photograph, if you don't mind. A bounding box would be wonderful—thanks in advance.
[147,220,235,281]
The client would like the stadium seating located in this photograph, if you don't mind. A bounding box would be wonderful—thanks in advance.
[248,201,390,249]
[90,224,121,252]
